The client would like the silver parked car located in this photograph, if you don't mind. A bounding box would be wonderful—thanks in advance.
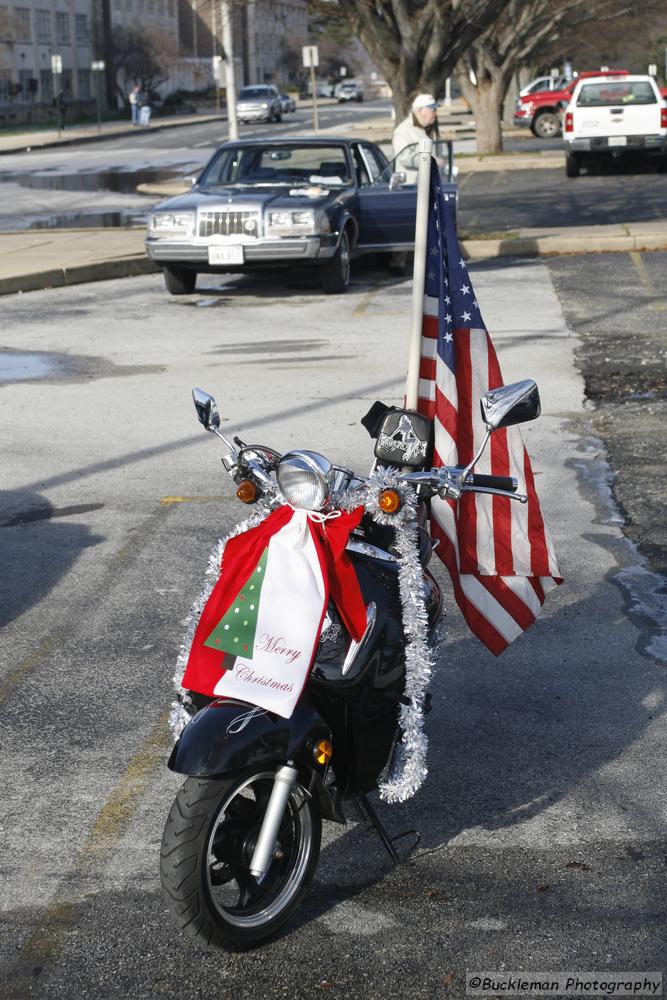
[236,85,282,124]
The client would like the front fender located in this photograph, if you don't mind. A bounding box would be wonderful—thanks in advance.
[168,698,330,778]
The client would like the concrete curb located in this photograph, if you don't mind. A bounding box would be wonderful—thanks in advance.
[2,230,667,297]
[462,233,667,261]
[0,256,158,296]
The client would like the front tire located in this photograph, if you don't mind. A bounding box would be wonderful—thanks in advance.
[163,265,197,295]
[319,230,351,294]
[532,110,561,139]
[160,771,321,950]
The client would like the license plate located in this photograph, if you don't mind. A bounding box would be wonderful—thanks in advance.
[608,136,627,147]
[208,245,244,265]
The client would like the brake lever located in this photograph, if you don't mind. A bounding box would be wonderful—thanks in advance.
[460,485,528,504]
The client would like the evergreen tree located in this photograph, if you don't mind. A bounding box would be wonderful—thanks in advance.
[204,549,268,658]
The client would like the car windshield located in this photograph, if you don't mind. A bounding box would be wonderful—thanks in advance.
[239,87,270,99]
[577,81,656,106]
[199,145,352,187]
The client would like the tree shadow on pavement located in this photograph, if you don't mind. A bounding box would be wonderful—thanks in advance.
[0,489,103,629]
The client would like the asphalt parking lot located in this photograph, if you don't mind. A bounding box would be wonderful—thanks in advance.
[458,166,667,235]
[1,257,665,999]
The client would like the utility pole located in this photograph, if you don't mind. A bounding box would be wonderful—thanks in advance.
[99,0,114,112]
[302,45,319,133]
[221,0,238,140]
[211,0,219,113]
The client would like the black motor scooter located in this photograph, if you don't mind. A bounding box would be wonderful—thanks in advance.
[160,380,539,948]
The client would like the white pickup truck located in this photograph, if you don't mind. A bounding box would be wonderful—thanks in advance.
[563,73,667,177]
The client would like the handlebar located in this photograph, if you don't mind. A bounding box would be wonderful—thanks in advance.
[467,473,517,493]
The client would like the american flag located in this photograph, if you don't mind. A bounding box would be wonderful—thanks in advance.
[417,161,561,655]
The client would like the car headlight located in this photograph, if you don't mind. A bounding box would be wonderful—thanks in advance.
[149,212,194,237]
[266,208,323,236]
[261,102,269,109]
[276,450,333,511]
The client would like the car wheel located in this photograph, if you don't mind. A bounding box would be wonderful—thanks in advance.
[532,111,561,139]
[275,110,282,123]
[565,153,581,178]
[319,230,351,294]
[163,265,197,295]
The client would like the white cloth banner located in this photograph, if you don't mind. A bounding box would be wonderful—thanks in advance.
[212,510,327,718]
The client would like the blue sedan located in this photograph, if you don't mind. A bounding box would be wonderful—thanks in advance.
[145,137,456,295]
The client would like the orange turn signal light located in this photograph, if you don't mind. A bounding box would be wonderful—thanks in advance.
[313,739,333,767]
[378,489,401,514]
[236,479,258,504]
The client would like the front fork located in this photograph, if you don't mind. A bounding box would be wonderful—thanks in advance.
[249,763,299,877]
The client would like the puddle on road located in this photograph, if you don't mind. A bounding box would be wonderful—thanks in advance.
[0,166,187,194]
[0,351,68,381]
[0,348,165,384]
[27,209,147,230]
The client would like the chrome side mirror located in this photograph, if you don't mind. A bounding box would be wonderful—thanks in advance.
[481,379,541,431]
[192,388,221,431]
[388,170,406,191]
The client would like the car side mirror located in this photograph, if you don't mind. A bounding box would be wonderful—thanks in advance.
[192,388,221,431]
[388,170,406,191]
[186,174,200,187]
[480,379,541,430]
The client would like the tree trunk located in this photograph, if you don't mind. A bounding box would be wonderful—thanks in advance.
[474,80,504,154]
[458,70,504,155]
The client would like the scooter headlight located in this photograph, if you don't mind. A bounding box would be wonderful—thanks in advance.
[276,450,333,511]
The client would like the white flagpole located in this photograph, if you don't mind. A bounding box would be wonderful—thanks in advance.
[405,138,434,410]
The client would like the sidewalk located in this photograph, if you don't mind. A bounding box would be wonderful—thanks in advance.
[0,111,227,155]
[2,219,666,297]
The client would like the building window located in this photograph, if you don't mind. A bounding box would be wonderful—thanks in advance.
[75,14,88,43]
[19,70,37,102]
[35,8,51,43]
[14,6,31,41]
[78,68,91,99]
[39,68,52,101]
[0,70,11,103]
[55,11,70,44]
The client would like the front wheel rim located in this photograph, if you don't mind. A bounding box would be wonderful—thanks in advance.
[204,771,313,929]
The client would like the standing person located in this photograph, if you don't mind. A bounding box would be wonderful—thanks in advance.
[389,93,441,274]
[129,83,141,125]
[392,93,441,183]
[139,89,152,127]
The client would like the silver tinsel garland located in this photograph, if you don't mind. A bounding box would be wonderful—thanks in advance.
[341,469,437,803]
[171,471,439,804]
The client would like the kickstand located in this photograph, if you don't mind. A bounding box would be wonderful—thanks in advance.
[355,794,421,864]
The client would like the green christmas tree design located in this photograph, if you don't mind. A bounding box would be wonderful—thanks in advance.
[203,548,268,659]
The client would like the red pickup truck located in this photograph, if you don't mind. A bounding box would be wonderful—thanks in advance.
[513,70,630,138]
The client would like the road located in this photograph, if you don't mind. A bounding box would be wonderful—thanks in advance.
[1,255,665,999]
[0,102,393,231]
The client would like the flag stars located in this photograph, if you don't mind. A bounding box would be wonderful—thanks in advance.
[445,313,452,323]
[473,300,479,309]
[428,270,436,280]
[445,295,451,305]
[459,258,467,268]
[461,311,471,322]
[461,284,470,296]
[444,331,453,342]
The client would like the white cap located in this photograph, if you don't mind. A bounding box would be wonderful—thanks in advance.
[412,93,438,110]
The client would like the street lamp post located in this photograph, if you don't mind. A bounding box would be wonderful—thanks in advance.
[91,61,105,133]
[221,0,238,140]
